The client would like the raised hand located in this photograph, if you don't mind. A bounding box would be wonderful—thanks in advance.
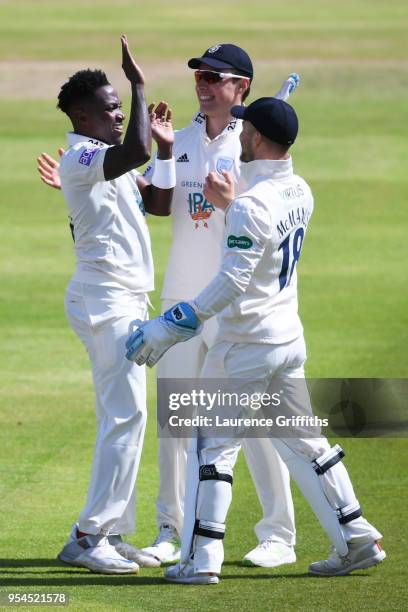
[37,148,64,190]
[204,170,235,210]
[148,101,174,153]
[121,34,145,85]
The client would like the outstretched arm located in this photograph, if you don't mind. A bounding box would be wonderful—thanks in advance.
[103,35,151,180]
[37,149,64,189]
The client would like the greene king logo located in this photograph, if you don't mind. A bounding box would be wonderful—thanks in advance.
[227,235,253,249]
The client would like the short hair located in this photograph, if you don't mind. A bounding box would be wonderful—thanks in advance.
[228,67,251,102]
[57,69,110,116]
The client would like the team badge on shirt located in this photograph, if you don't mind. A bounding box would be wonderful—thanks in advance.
[216,157,234,174]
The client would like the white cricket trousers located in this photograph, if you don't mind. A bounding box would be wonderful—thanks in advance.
[64,280,148,536]
[193,337,381,573]
[156,300,295,545]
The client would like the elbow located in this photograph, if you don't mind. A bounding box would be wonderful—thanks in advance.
[138,150,151,166]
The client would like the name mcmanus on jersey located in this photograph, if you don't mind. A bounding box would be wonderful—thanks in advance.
[277,206,311,239]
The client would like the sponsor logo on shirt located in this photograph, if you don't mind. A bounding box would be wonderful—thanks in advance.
[188,192,215,229]
[227,235,253,249]
[216,157,234,174]
[177,153,189,162]
[78,145,100,167]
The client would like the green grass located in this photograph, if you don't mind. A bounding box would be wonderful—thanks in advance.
[1,0,408,610]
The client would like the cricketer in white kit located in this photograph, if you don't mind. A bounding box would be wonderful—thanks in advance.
[126,97,386,584]
[141,44,298,568]
[55,36,176,574]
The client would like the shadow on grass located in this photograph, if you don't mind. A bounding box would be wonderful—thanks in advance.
[0,559,374,586]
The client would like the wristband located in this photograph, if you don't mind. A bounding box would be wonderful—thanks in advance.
[151,157,176,189]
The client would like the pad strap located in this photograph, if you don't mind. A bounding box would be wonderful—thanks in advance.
[312,444,345,475]
[194,519,225,540]
[336,502,362,524]
[199,464,233,485]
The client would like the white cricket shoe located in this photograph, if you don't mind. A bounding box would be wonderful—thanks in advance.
[142,524,181,565]
[165,559,219,585]
[108,535,160,568]
[58,532,139,574]
[242,540,296,568]
[309,539,386,576]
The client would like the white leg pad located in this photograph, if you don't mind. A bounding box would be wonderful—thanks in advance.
[273,439,348,555]
[180,437,199,564]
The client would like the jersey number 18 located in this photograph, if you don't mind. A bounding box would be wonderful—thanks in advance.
[278,227,305,291]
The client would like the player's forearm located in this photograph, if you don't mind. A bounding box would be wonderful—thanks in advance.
[143,184,174,216]
[104,84,151,180]
[122,83,151,159]
[193,269,249,321]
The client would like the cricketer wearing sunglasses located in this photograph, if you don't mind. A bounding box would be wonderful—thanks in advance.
[37,43,299,570]
[140,44,300,568]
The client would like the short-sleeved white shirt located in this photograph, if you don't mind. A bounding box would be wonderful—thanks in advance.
[144,112,244,300]
[59,133,154,292]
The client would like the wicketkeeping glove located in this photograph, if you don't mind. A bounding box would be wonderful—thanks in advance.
[125,301,201,367]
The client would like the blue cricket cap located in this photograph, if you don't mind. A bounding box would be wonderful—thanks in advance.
[188,43,253,79]
[231,97,298,146]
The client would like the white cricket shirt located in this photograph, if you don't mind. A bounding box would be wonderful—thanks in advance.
[59,133,154,292]
[144,112,244,300]
[194,157,314,344]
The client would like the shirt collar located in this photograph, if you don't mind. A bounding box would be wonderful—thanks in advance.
[66,132,108,148]
[191,111,241,142]
[240,157,294,185]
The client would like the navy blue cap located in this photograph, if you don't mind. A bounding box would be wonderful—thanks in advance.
[231,97,298,146]
[188,44,253,79]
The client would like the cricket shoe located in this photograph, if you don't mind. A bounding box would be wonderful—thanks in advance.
[108,535,160,568]
[165,558,219,585]
[142,524,181,565]
[58,532,139,574]
[308,539,386,576]
[242,541,296,568]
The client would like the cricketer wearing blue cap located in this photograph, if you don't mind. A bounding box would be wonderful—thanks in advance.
[127,96,386,584]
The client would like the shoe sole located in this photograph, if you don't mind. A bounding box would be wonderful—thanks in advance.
[57,554,139,575]
[165,575,219,585]
[242,555,297,568]
[309,551,386,576]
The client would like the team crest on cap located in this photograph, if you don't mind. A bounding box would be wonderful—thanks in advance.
[207,45,221,54]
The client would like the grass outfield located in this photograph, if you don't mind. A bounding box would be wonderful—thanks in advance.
[0,0,407,610]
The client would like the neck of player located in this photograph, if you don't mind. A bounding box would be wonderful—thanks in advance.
[206,112,233,140]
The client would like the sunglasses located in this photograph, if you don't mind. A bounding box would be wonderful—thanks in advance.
[194,70,250,84]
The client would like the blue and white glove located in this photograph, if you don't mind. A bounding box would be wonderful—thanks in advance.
[125,301,201,367]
